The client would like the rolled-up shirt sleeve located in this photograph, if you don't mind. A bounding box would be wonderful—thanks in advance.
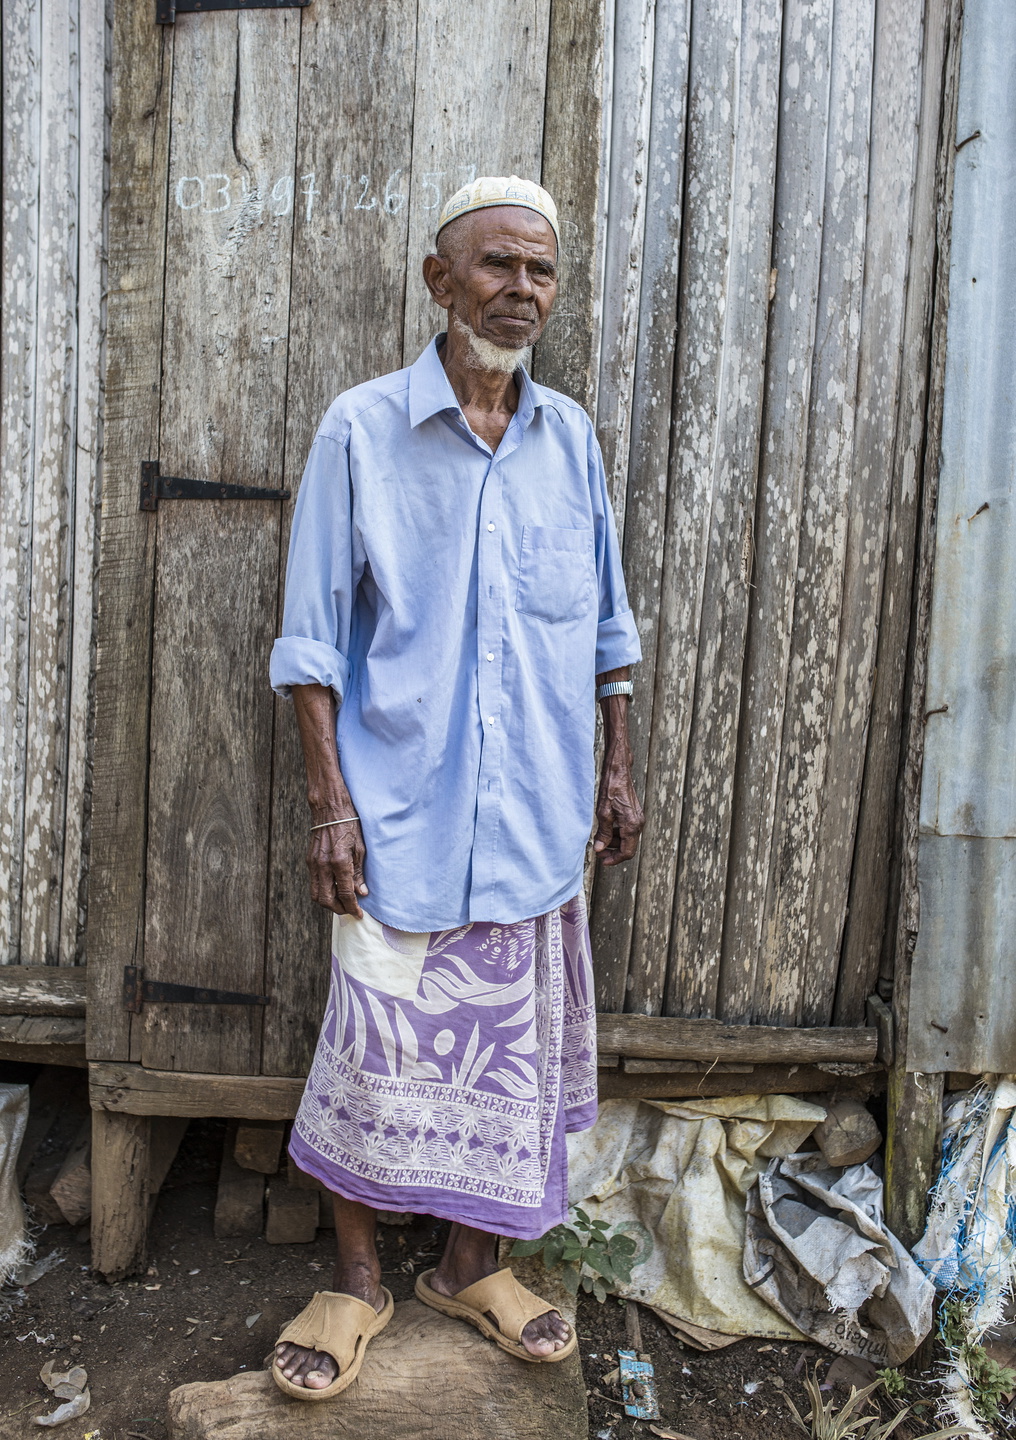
[269,424,362,702]
[588,424,642,673]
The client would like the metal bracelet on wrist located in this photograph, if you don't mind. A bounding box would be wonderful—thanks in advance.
[596,680,634,701]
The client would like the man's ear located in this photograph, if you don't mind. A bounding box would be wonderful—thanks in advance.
[422,253,453,310]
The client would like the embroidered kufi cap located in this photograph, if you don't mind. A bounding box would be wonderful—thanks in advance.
[436,175,559,246]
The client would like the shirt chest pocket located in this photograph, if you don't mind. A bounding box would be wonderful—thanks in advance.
[515,525,595,624]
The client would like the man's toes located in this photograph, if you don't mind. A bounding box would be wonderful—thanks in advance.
[521,1312,570,1356]
[276,1343,337,1386]
[303,1358,338,1389]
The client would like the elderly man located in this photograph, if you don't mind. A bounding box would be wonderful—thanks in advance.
[268,176,643,1399]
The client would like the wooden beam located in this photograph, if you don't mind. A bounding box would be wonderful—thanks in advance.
[90,1062,304,1119]
[885,1068,944,1250]
[0,1014,86,1066]
[0,965,87,1015]
[91,1108,151,1280]
[598,1065,885,1103]
[595,1014,879,1065]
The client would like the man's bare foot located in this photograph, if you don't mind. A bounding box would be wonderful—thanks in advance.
[274,1260,385,1390]
[430,1224,572,1359]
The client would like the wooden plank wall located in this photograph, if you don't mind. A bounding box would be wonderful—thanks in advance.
[589,0,942,1027]
[1,0,110,967]
[74,0,948,1074]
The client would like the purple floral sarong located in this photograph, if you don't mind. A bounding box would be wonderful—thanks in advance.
[289,893,597,1239]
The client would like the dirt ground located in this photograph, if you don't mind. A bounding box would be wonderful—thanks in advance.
[0,1089,954,1440]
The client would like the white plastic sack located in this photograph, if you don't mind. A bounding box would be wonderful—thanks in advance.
[743,1152,934,1365]
[567,1095,824,1339]
[0,1083,31,1285]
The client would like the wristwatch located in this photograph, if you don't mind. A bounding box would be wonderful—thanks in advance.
[596,680,634,701]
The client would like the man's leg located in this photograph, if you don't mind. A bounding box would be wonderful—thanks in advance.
[429,1221,572,1357]
[274,1194,386,1389]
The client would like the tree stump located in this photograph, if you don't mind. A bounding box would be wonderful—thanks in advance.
[167,1298,587,1440]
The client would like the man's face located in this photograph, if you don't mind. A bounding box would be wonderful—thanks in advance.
[424,207,558,350]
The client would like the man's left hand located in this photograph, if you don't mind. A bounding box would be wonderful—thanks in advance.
[593,743,645,866]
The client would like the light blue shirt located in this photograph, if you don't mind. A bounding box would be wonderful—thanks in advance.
[270,336,641,931]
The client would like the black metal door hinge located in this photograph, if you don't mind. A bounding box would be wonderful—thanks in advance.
[157,0,309,25]
[123,965,271,1013]
[140,460,290,511]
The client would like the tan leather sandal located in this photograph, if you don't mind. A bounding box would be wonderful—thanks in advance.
[415,1267,576,1364]
[271,1287,394,1400]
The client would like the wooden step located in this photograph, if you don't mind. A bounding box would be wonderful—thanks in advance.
[166,1298,586,1440]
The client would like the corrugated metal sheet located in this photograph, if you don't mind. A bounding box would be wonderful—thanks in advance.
[909,0,1016,1073]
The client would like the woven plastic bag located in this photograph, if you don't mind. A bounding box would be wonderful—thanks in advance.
[743,1151,934,1365]
[0,1083,31,1285]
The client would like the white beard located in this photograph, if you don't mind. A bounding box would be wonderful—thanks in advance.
[451,313,531,375]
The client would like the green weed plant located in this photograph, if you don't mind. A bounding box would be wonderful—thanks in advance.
[510,1206,639,1302]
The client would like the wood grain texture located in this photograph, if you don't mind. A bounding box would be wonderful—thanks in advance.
[89,1061,305,1118]
[0,1014,85,1047]
[803,0,926,1024]
[1,0,106,967]
[589,0,691,1010]
[0,964,87,1014]
[605,0,743,1016]
[142,10,300,1074]
[658,0,781,1019]
[19,0,81,967]
[0,0,41,965]
[754,0,876,1025]
[719,0,834,1019]
[401,0,552,362]
[534,0,610,414]
[885,1067,943,1250]
[168,1301,587,1440]
[595,1012,878,1064]
[836,0,952,1023]
[598,1064,884,1102]
[90,1107,152,1280]
[60,0,111,967]
[262,0,417,1076]
[88,0,173,1060]
[594,0,656,530]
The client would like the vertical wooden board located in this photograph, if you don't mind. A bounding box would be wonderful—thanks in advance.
[607,0,741,1015]
[754,0,876,1025]
[836,0,950,1024]
[401,0,552,363]
[594,0,656,524]
[0,0,41,964]
[719,0,834,1022]
[141,10,300,1075]
[87,2,173,1060]
[534,0,611,414]
[262,0,416,1076]
[589,0,691,1009]
[653,0,781,1019]
[20,0,81,965]
[804,0,927,1024]
[60,0,112,967]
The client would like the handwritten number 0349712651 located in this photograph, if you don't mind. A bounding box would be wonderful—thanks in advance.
[172,165,478,224]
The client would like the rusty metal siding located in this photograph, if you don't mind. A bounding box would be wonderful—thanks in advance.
[909,0,1016,1073]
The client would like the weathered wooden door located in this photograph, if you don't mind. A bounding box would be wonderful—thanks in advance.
[88,0,604,1076]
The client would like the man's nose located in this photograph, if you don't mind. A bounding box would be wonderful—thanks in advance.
[506,265,536,297]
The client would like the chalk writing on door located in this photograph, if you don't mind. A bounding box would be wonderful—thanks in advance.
[172,165,479,224]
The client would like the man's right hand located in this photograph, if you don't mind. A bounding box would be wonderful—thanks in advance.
[292,683,369,921]
[307,818,368,919]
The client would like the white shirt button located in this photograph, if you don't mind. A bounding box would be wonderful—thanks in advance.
[487,522,496,532]
[486,652,494,662]
[487,716,496,725]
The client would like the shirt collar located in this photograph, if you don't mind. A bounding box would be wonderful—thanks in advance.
[408,334,551,430]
